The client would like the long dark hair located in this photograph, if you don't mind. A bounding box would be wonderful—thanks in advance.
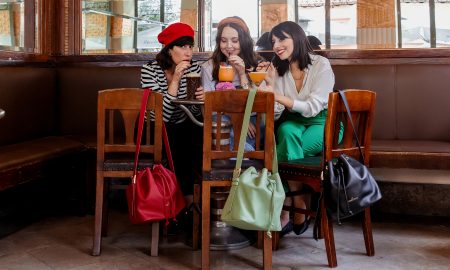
[210,22,259,82]
[155,36,194,70]
[269,21,314,76]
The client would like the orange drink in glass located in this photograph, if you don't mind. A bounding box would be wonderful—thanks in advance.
[218,65,234,82]
[249,71,267,87]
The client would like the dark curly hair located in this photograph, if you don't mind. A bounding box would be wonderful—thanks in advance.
[269,21,315,76]
[209,21,260,82]
[155,36,194,70]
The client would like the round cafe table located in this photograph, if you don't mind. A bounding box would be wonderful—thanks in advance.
[171,98,252,250]
[0,109,5,119]
[171,99,204,127]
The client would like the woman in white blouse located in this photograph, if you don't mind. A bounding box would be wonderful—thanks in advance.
[263,21,337,236]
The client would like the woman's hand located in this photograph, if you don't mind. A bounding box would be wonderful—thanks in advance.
[260,84,274,92]
[256,61,270,71]
[168,60,191,96]
[173,60,191,83]
[228,55,246,76]
[195,86,205,101]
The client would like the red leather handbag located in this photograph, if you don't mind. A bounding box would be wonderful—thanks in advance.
[126,89,185,224]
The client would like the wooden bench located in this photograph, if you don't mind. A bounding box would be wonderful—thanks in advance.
[332,63,450,216]
[0,65,87,217]
[1,55,449,218]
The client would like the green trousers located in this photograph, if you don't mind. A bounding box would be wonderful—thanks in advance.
[276,110,328,162]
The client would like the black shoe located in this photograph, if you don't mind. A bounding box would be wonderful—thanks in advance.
[280,220,293,237]
[293,218,311,235]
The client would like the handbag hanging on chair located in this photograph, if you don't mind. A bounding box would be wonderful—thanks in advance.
[324,90,382,223]
[221,87,285,237]
[126,89,185,224]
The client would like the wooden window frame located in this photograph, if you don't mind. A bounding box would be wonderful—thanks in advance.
[0,0,449,60]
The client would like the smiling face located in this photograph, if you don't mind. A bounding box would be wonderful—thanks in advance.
[220,26,241,57]
[272,31,294,61]
[168,44,193,65]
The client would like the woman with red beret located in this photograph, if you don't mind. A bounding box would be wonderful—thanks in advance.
[141,22,204,209]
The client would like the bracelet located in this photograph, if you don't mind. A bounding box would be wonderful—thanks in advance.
[241,82,250,89]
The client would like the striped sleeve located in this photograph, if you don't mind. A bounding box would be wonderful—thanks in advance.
[141,62,185,123]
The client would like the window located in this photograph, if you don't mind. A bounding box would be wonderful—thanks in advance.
[298,2,326,48]
[0,0,36,52]
[4,0,446,55]
[81,0,191,54]
[330,0,356,49]
[205,0,259,51]
[400,0,430,48]
[435,0,450,47]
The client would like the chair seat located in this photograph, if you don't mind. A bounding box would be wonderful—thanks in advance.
[103,157,168,171]
[278,156,322,177]
[203,159,264,180]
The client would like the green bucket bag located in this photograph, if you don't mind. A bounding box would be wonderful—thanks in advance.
[221,87,285,237]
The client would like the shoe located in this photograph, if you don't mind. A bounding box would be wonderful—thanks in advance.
[280,220,293,237]
[293,217,311,235]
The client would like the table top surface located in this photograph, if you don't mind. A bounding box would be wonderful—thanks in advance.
[171,99,204,105]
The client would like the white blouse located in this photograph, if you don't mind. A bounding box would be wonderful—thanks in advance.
[274,54,335,119]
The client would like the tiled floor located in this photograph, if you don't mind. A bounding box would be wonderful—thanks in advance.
[0,210,449,269]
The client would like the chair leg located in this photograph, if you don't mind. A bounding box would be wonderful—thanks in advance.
[362,207,375,256]
[92,173,104,256]
[320,200,337,268]
[101,179,110,237]
[201,182,211,270]
[263,231,273,270]
[150,222,159,256]
[192,183,201,250]
[272,232,280,251]
[257,231,279,251]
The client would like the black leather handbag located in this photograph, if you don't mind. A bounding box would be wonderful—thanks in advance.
[324,90,382,223]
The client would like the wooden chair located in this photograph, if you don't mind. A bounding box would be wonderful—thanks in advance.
[93,88,164,256]
[198,90,275,269]
[277,89,377,267]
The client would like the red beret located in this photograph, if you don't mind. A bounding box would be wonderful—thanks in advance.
[157,22,194,46]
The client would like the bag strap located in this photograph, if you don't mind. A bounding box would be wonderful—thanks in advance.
[133,88,175,177]
[233,88,278,179]
[337,90,365,164]
[232,87,278,237]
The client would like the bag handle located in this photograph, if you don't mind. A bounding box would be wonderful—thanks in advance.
[337,90,365,164]
[133,88,175,177]
[233,88,278,179]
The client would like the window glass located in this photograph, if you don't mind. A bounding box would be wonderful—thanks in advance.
[206,0,259,51]
[0,0,24,50]
[330,0,356,49]
[82,0,187,54]
[435,1,450,48]
[400,0,430,48]
[298,3,325,49]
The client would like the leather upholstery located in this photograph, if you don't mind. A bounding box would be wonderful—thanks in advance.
[0,67,56,145]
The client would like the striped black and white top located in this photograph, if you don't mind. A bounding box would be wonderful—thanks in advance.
[141,60,202,124]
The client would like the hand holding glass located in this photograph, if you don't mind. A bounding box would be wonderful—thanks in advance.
[218,65,234,82]
[186,73,201,100]
[249,71,267,87]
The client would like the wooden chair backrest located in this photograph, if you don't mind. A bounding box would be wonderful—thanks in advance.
[96,88,164,170]
[202,90,275,171]
[324,89,377,166]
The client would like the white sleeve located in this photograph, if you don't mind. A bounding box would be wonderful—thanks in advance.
[292,61,334,117]
[201,61,216,92]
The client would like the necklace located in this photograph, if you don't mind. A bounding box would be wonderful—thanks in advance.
[292,71,305,80]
